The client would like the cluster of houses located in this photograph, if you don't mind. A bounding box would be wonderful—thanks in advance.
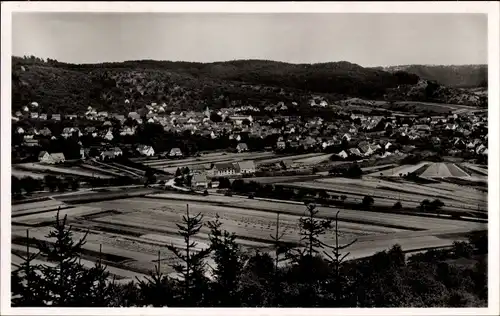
[14,98,488,165]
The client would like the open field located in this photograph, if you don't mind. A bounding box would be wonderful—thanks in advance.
[12,170,46,179]
[371,162,430,176]
[11,188,487,281]
[280,176,487,211]
[291,154,334,165]
[143,151,277,168]
[461,163,488,176]
[240,175,322,184]
[14,163,113,179]
[256,153,334,166]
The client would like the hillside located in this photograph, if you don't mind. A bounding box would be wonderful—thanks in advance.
[11,56,485,114]
[374,65,487,88]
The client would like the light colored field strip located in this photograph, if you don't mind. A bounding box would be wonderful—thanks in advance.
[371,162,430,176]
[293,154,334,165]
[12,170,46,179]
[12,199,66,212]
[12,206,104,226]
[79,163,126,177]
[91,160,143,177]
[14,163,113,179]
[304,177,486,208]
[462,163,488,176]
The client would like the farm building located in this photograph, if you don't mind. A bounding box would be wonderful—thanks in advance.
[236,143,249,153]
[276,141,286,150]
[137,145,155,157]
[237,160,256,175]
[38,151,52,163]
[39,152,66,164]
[213,162,240,177]
[100,151,116,161]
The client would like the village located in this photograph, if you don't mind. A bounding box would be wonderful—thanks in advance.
[12,96,488,187]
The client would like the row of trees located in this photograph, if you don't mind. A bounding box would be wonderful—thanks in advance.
[12,175,79,197]
[12,203,487,307]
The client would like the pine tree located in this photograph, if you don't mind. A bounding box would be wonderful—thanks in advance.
[292,203,333,260]
[323,211,358,305]
[207,214,244,306]
[166,204,211,306]
[136,250,173,307]
[73,245,117,307]
[11,211,115,306]
[35,211,89,306]
[11,229,47,306]
[269,212,289,306]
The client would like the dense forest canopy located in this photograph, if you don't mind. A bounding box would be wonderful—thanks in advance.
[12,56,486,114]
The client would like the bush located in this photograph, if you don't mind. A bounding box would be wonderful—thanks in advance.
[362,195,374,209]
[393,201,402,210]
[203,190,209,196]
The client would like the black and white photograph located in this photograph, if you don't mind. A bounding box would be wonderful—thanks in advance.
[1,1,499,314]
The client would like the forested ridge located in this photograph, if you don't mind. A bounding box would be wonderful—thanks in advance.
[12,56,486,114]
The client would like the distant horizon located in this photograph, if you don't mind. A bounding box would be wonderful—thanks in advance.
[11,55,489,68]
[12,13,487,67]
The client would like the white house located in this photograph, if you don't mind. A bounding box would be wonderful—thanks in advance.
[169,147,183,157]
[337,150,349,159]
[103,130,114,141]
[38,151,53,163]
[213,163,240,177]
[120,127,136,136]
[137,145,155,157]
[39,152,65,164]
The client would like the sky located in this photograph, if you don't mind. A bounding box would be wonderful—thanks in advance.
[12,13,488,67]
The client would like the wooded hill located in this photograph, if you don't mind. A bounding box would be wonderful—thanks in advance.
[374,64,487,88]
[12,56,486,114]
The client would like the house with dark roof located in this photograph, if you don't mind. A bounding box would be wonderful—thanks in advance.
[191,173,208,189]
[237,160,256,175]
[213,162,240,177]
[100,150,116,161]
